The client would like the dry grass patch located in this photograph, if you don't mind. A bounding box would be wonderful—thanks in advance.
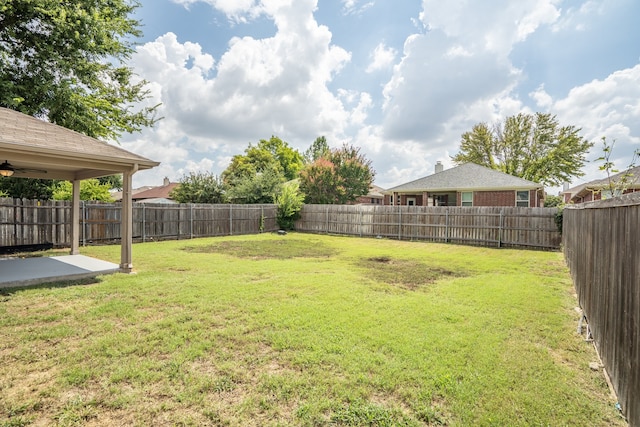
[183,236,337,260]
[358,256,465,290]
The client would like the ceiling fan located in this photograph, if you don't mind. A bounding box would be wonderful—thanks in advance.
[0,160,47,177]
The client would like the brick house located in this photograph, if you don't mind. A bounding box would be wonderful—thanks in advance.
[112,177,179,204]
[352,185,385,205]
[384,162,544,207]
[563,166,640,204]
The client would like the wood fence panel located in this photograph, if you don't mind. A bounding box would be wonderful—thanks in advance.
[295,205,560,250]
[0,199,278,247]
[563,193,640,427]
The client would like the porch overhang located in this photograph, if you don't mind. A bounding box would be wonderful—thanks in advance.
[0,107,159,275]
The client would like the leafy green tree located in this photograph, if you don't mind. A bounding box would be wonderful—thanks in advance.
[227,169,284,204]
[543,195,563,208]
[222,136,303,184]
[0,0,158,140]
[0,178,55,200]
[98,175,123,191]
[452,113,593,187]
[303,136,330,163]
[300,143,375,204]
[170,172,227,204]
[274,181,305,230]
[53,179,114,201]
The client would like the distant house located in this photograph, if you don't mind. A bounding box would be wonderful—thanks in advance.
[384,162,544,207]
[352,185,385,205]
[112,177,179,204]
[563,166,640,204]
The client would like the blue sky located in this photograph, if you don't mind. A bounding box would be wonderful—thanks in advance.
[122,0,640,194]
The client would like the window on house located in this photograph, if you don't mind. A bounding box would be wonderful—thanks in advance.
[516,190,529,207]
[407,198,416,206]
[601,188,621,199]
[461,192,473,206]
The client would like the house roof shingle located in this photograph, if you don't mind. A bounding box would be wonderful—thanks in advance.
[132,183,179,201]
[386,163,541,193]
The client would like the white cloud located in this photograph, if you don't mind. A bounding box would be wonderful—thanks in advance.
[171,0,261,23]
[420,0,560,54]
[341,0,374,16]
[554,64,640,145]
[529,85,553,110]
[127,0,370,186]
[366,43,397,73]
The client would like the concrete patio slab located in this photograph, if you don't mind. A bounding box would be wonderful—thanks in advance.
[0,255,120,289]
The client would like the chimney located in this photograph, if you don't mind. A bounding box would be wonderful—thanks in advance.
[435,161,444,174]
[562,182,569,192]
[163,177,170,186]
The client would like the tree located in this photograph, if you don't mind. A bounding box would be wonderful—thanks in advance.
[300,143,375,204]
[170,172,227,204]
[227,169,284,204]
[0,178,55,200]
[98,175,123,191]
[222,136,303,184]
[0,1,158,140]
[303,136,330,163]
[452,113,593,187]
[53,179,114,202]
[543,195,563,208]
[274,181,305,230]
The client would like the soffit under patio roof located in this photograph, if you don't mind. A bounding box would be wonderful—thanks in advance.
[0,107,159,181]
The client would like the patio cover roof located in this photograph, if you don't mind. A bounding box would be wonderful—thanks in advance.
[0,106,159,276]
[0,107,158,179]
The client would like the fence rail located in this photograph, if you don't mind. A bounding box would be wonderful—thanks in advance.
[296,205,561,250]
[563,193,640,427]
[0,199,278,248]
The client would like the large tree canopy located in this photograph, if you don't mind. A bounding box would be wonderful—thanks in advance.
[452,113,593,187]
[300,143,375,204]
[222,136,303,185]
[170,172,227,204]
[0,0,158,140]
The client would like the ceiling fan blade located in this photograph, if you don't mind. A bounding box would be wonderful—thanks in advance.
[16,167,48,174]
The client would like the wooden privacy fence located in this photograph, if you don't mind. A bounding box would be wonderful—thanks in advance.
[295,205,561,250]
[563,193,640,427]
[0,198,278,248]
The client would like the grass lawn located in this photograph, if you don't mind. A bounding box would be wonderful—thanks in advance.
[0,233,624,426]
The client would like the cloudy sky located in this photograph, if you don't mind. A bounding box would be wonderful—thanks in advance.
[123,0,640,194]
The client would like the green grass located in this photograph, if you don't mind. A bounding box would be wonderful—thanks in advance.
[0,233,624,426]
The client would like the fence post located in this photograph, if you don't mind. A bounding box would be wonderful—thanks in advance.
[445,209,449,243]
[398,205,402,240]
[142,204,146,243]
[230,204,233,236]
[498,209,504,248]
[359,205,363,237]
[81,200,86,247]
[326,205,329,234]
[190,204,194,239]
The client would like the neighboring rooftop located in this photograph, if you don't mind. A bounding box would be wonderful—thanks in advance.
[386,163,541,193]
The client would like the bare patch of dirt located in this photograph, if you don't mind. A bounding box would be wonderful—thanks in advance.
[184,238,337,260]
[358,256,466,290]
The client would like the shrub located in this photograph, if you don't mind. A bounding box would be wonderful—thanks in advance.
[274,181,305,230]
